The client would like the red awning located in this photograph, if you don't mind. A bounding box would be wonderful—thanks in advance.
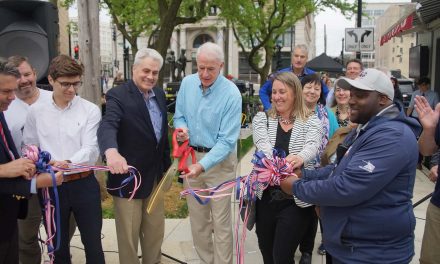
[380,14,414,46]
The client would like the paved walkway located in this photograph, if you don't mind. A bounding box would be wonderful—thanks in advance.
[62,147,433,263]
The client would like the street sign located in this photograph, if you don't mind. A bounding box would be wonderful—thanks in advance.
[345,28,374,52]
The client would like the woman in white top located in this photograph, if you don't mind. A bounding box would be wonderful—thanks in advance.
[252,72,322,264]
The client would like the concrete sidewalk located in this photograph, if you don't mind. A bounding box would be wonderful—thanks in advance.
[65,147,434,264]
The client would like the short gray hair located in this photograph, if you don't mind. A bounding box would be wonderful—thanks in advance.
[133,48,164,69]
[0,58,20,78]
[293,44,309,56]
[196,42,224,63]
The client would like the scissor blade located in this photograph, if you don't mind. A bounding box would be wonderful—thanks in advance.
[146,160,178,214]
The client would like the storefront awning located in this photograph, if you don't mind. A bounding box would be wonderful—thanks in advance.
[380,13,414,46]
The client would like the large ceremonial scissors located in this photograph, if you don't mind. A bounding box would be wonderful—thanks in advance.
[146,128,196,214]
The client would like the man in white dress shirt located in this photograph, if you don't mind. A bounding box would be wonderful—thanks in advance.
[23,55,104,263]
[4,56,52,264]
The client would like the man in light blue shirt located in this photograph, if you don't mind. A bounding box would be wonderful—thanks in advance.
[407,77,439,118]
[174,42,242,264]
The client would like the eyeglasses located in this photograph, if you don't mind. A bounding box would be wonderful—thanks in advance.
[56,80,82,90]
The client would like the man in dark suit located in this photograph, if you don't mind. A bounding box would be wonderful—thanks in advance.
[98,48,171,264]
[0,60,62,263]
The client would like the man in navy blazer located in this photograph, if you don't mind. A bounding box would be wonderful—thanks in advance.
[0,60,62,263]
[98,48,171,264]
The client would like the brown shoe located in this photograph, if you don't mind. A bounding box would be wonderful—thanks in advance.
[417,163,423,170]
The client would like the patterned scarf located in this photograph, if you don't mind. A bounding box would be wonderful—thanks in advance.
[313,103,330,167]
[336,105,350,127]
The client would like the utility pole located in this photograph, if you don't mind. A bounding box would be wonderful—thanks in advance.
[324,24,327,54]
[112,24,118,77]
[224,23,229,75]
[341,38,345,67]
[77,0,101,104]
[356,0,362,60]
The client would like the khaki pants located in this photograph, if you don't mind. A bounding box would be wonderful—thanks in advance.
[113,192,164,264]
[420,202,440,264]
[184,152,237,264]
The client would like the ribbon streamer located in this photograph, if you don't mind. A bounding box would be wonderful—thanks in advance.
[23,145,142,263]
[180,149,297,264]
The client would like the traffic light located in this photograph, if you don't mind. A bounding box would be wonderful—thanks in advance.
[74,45,79,60]
[0,0,59,83]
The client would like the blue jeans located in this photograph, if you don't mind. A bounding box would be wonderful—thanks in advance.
[39,175,104,264]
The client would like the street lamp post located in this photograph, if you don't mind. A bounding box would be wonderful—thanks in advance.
[356,0,362,60]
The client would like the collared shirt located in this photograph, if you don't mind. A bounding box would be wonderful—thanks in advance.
[139,88,162,142]
[23,96,101,165]
[409,89,439,117]
[174,74,242,171]
[4,89,52,153]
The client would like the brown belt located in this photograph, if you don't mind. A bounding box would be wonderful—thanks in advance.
[63,171,93,183]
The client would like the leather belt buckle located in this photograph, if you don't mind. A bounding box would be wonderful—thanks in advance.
[63,171,93,183]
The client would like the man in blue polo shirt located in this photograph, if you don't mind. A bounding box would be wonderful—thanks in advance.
[259,44,328,111]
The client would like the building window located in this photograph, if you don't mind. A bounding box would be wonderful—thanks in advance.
[400,36,403,43]
[392,57,394,63]
[276,27,295,48]
[411,43,414,47]
[209,5,218,16]
[239,52,258,82]
[374,10,384,16]
[392,47,395,52]
[400,47,403,53]
[361,53,372,59]
[399,57,402,63]
[193,34,214,48]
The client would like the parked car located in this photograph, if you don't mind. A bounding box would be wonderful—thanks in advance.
[398,78,416,111]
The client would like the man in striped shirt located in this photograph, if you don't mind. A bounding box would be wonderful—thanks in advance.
[174,42,242,264]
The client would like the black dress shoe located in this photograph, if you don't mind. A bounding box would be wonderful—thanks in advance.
[299,252,312,264]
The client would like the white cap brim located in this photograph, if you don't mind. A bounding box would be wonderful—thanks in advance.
[336,77,375,92]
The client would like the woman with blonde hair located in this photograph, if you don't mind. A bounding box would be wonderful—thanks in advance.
[253,71,323,263]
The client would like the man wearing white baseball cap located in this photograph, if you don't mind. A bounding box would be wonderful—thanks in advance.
[280,68,422,263]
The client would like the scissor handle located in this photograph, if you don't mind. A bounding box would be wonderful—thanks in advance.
[172,128,197,173]
[178,147,196,173]
[172,128,189,158]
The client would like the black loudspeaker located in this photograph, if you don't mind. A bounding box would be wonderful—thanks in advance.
[0,0,59,82]
[409,45,429,79]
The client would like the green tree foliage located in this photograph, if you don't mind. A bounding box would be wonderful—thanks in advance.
[215,0,355,85]
[102,0,209,85]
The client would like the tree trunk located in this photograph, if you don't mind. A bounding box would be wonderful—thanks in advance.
[154,1,182,87]
[77,0,101,105]
[260,46,273,86]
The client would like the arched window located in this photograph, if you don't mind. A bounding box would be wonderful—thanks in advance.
[193,34,214,48]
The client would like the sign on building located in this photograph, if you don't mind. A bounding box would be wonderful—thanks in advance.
[345,28,374,52]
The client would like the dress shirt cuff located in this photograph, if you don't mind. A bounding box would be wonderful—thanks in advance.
[199,159,211,172]
[31,177,37,194]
